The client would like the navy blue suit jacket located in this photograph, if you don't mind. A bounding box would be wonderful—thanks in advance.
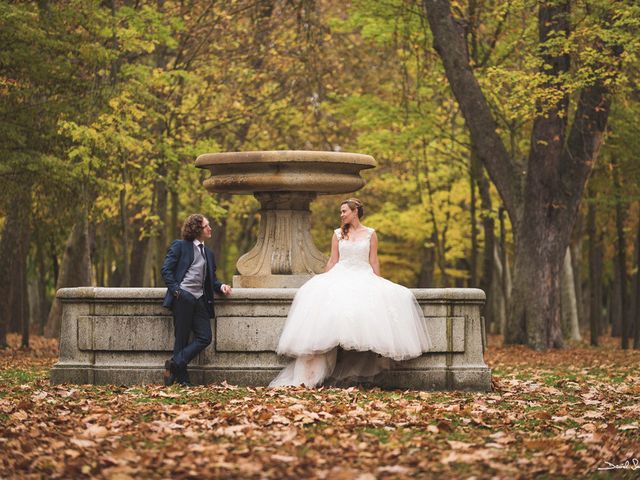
[161,239,223,317]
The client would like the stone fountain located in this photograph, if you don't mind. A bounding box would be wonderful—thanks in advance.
[195,150,376,287]
[50,150,491,390]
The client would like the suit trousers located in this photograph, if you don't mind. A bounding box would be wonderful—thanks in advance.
[172,290,212,382]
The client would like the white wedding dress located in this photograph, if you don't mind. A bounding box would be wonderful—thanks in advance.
[270,227,432,387]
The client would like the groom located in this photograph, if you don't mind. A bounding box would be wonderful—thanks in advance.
[161,213,231,386]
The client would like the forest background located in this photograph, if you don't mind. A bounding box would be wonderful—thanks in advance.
[1,0,639,351]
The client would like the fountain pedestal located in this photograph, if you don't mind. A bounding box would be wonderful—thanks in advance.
[233,192,325,288]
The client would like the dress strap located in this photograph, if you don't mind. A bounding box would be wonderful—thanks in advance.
[366,227,375,238]
[334,228,342,240]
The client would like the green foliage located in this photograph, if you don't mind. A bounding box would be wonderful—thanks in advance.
[1,0,639,298]
[318,0,498,285]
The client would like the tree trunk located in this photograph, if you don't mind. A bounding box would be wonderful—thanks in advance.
[629,223,638,348]
[507,228,565,349]
[0,187,32,346]
[490,242,508,335]
[28,235,50,336]
[587,199,602,345]
[130,234,150,286]
[422,0,521,222]
[613,158,629,348]
[570,210,586,330]
[16,200,30,348]
[208,193,231,276]
[561,247,581,341]
[28,276,40,335]
[571,241,586,330]
[611,259,622,338]
[95,225,106,287]
[211,215,227,274]
[424,0,612,349]
[35,235,50,333]
[506,0,570,349]
[19,253,29,348]
[477,162,495,332]
[237,205,259,263]
[151,18,169,287]
[44,209,92,339]
[10,194,32,341]
[417,246,436,288]
[119,165,130,287]
[51,239,59,286]
[633,209,640,349]
[497,207,510,335]
[129,212,151,286]
[424,171,450,287]
[154,174,169,287]
[469,155,478,286]
[171,190,180,240]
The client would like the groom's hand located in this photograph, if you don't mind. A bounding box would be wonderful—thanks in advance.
[221,284,232,296]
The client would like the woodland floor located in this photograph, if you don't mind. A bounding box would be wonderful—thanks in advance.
[1,334,639,479]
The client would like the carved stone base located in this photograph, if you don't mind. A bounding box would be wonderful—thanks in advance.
[235,192,326,287]
[50,287,492,391]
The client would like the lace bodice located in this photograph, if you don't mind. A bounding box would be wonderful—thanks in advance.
[334,227,374,268]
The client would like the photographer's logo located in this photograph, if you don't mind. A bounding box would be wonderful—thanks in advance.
[597,458,640,471]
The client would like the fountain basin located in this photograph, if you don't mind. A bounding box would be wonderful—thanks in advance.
[195,150,376,194]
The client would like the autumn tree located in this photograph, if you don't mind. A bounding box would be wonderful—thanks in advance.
[587,98,640,348]
[0,1,114,344]
[423,0,639,349]
[3,0,640,349]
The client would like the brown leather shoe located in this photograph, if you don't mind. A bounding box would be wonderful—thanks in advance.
[163,359,177,386]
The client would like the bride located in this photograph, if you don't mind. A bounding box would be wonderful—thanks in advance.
[269,198,432,388]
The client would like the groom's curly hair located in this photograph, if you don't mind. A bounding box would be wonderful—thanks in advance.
[340,198,364,240]
[181,214,206,241]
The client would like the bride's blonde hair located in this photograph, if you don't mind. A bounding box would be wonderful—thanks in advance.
[340,198,364,240]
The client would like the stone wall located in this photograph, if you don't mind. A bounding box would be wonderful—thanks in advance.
[50,287,491,391]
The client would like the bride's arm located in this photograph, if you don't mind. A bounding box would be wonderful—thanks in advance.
[324,233,340,272]
[369,231,381,276]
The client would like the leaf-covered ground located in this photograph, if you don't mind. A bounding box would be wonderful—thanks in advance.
[1,334,639,479]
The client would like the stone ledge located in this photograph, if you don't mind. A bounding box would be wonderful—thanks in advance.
[57,287,486,303]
